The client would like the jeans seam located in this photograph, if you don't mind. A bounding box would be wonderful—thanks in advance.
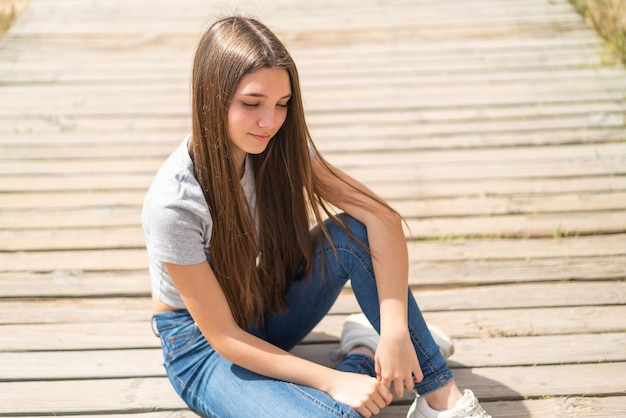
[408,326,454,394]
[165,362,217,417]
[315,243,374,281]
[287,383,356,417]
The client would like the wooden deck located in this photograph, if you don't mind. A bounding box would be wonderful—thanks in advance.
[1,0,625,416]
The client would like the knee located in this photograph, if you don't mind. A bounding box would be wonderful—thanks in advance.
[331,213,369,247]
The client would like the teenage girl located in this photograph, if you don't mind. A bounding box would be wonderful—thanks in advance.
[143,16,491,418]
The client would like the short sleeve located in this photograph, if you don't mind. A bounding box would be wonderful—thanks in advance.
[143,200,210,266]
[142,150,212,266]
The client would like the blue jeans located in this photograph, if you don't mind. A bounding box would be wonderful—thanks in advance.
[152,214,453,417]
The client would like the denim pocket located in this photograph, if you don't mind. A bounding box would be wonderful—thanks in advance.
[161,321,201,360]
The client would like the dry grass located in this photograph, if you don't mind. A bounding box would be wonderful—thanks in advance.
[569,0,626,64]
[0,0,29,38]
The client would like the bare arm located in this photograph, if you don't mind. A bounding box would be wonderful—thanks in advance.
[312,156,423,396]
[164,260,392,416]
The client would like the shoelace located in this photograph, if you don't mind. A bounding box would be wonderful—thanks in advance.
[463,397,492,418]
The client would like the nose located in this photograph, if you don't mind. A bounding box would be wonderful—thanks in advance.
[258,107,279,129]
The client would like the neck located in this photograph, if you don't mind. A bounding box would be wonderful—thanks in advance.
[237,154,246,180]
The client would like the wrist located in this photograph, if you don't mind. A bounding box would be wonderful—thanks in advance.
[379,305,408,336]
[320,368,344,394]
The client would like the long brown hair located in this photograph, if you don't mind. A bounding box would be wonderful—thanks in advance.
[189,16,395,329]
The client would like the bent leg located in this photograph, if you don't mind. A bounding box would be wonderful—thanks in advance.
[153,310,360,418]
[321,214,454,395]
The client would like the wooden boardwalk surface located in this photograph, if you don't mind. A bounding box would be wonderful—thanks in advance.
[1,0,625,416]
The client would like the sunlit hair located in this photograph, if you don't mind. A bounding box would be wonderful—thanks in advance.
[189,16,396,328]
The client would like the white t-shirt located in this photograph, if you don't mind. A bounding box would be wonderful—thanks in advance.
[142,135,256,308]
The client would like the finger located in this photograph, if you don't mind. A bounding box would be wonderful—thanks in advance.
[366,401,380,416]
[405,372,415,390]
[393,378,404,398]
[379,385,394,405]
[357,406,372,418]
[372,391,389,409]
[413,367,424,383]
[375,358,382,380]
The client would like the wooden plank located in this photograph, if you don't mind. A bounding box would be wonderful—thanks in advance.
[2,306,624,351]
[7,396,626,418]
[405,210,626,239]
[1,68,623,97]
[2,175,625,198]
[451,363,626,401]
[0,191,146,209]
[4,140,625,165]
[0,128,623,152]
[0,377,186,414]
[0,271,149,298]
[4,188,626,216]
[1,87,624,118]
[0,53,609,84]
[383,397,626,418]
[307,306,626,342]
[2,273,624,314]
[0,249,149,272]
[0,0,623,417]
[3,282,624,324]
[0,363,623,415]
[406,234,626,260]
[3,210,625,251]
[293,332,626,368]
[3,148,626,180]
[0,103,621,137]
[4,10,588,37]
[334,281,626,312]
[4,191,626,227]
[1,251,623,287]
[450,333,626,367]
[2,333,624,381]
[0,298,153,324]
[0,349,165,381]
[409,256,626,287]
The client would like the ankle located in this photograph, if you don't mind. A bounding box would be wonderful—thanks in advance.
[422,381,463,410]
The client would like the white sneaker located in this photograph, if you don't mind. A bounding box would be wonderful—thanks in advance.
[331,314,454,360]
[330,313,379,361]
[406,390,491,418]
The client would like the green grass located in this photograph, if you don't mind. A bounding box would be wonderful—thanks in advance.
[0,0,28,38]
[569,0,626,65]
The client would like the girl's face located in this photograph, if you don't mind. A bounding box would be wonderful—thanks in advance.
[227,67,292,172]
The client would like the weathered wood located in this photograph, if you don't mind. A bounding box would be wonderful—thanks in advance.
[3,213,626,250]
[0,127,623,152]
[2,333,624,382]
[293,332,626,368]
[1,247,623,285]
[3,149,626,180]
[2,306,624,351]
[2,174,625,198]
[0,271,149,298]
[0,363,623,415]
[1,0,624,416]
[7,396,626,418]
[3,192,625,229]
[384,397,626,418]
[0,282,626,325]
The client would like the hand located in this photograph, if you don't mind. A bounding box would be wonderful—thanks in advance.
[326,371,393,417]
[375,330,423,398]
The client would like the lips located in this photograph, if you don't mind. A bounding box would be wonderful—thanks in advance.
[250,133,272,142]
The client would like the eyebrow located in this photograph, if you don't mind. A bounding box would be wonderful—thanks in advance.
[241,92,292,100]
